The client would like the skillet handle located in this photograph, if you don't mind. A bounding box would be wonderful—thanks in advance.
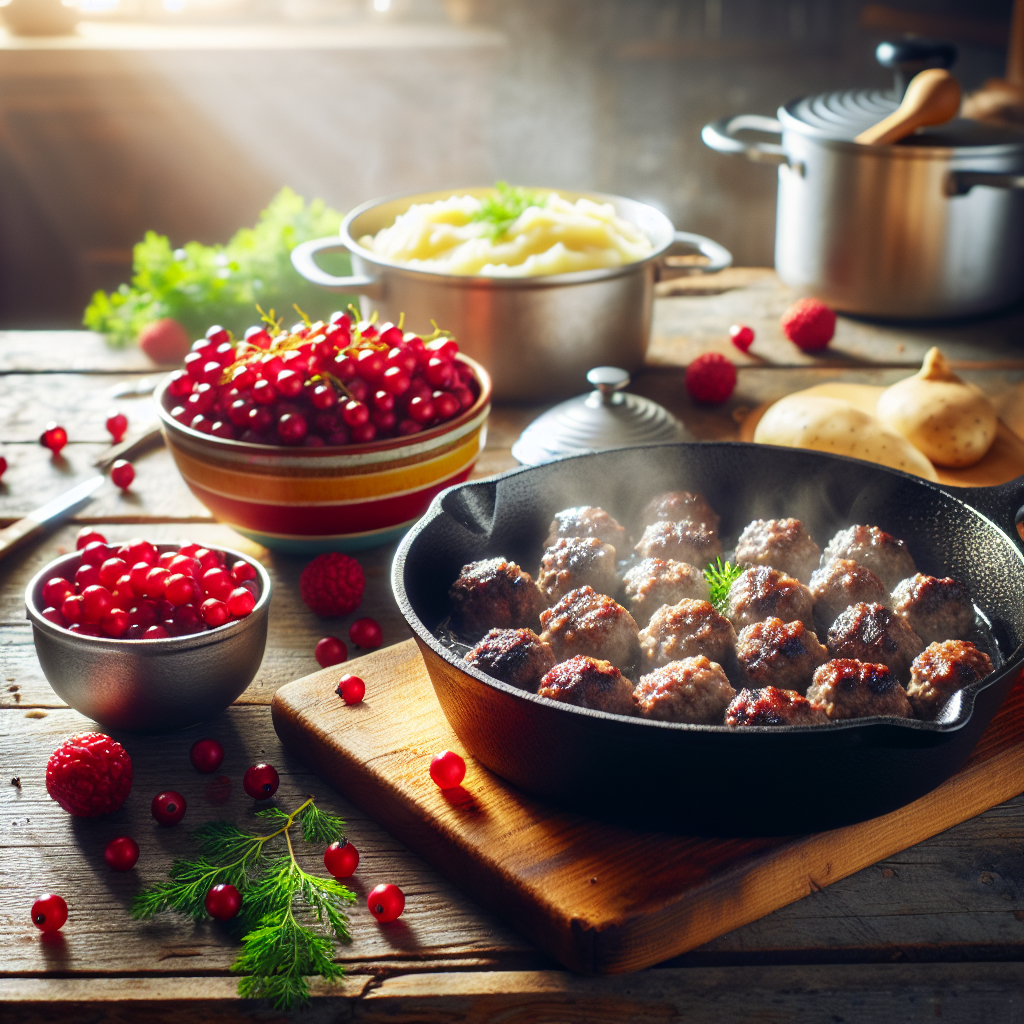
[953,474,1024,548]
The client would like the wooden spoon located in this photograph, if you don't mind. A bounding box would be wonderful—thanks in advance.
[855,68,962,145]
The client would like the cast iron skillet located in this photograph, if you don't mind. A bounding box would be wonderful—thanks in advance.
[393,443,1024,836]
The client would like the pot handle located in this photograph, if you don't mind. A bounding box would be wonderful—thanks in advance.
[952,474,1024,550]
[946,171,1024,196]
[290,237,384,297]
[701,115,788,164]
[658,231,733,278]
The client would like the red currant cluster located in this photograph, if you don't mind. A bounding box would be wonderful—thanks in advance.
[165,312,480,447]
[39,527,260,640]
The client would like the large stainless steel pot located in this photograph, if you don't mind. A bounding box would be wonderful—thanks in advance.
[291,187,731,401]
[703,94,1024,319]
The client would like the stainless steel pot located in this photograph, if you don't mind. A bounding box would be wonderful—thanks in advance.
[291,187,731,401]
[703,94,1024,319]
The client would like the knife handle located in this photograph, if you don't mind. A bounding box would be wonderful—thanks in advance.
[0,517,42,563]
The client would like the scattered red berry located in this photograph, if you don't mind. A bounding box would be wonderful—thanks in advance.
[40,422,67,454]
[152,791,187,826]
[189,738,225,774]
[315,636,348,668]
[111,460,135,490]
[336,673,365,704]
[324,840,359,878]
[349,617,382,649]
[76,527,107,550]
[299,552,365,617]
[106,411,128,443]
[781,298,836,351]
[139,318,190,364]
[429,750,466,790]
[729,324,755,353]
[684,353,737,405]
[205,883,242,921]
[31,894,68,933]
[46,733,133,817]
[104,836,140,872]
[367,883,405,923]
[243,763,280,800]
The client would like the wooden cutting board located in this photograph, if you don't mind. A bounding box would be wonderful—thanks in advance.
[272,640,1024,975]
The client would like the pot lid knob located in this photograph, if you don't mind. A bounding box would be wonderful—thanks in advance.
[510,366,691,466]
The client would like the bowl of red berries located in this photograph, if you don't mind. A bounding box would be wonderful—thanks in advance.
[25,530,271,731]
[155,312,492,553]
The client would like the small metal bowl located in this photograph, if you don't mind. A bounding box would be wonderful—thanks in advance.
[26,544,271,731]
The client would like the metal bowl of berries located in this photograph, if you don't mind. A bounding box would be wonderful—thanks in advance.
[155,318,492,554]
[25,538,271,731]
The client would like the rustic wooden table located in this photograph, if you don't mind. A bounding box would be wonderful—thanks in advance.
[2,271,1023,1022]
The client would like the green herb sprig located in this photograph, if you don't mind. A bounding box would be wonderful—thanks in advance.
[704,557,745,613]
[132,797,355,1010]
[470,181,544,240]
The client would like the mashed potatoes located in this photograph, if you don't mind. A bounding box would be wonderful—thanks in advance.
[360,192,655,277]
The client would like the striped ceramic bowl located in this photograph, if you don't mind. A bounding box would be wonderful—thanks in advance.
[155,356,491,553]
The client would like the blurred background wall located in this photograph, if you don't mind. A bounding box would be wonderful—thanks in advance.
[0,0,1012,326]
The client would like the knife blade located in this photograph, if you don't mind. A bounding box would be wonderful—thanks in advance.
[0,474,105,563]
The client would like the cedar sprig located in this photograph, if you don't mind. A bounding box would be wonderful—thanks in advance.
[704,557,745,613]
[131,796,355,1010]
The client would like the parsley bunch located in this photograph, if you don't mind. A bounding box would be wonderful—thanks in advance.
[704,557,745,613]
[470,181,544,240]
[132,796,355,1010]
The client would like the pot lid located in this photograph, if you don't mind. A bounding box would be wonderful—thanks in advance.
[511,366,690,466]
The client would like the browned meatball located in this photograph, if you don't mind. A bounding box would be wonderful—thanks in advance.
[806,659,913,720]
[537,537,619,605]
[734,518,822,583]
[544,506,627,553]
[638,598,737,671]
[634,520,722,566]
[735,617,829,692]
[621,557,711,627]
[449,558,544,635]
[826,602,924,682]
[891,574,975,644]
[466,628,557,692]
[725,686,829,727]
[726,566,815,632]
[634,657,736,724]
[539,586,640,675]
[906,640,994,720]
[809,558,889,633]
[537,655,635,716]
[821,525,916,590]
[639,490,721,533]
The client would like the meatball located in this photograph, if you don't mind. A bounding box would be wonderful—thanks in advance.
[539,586,640,675]
[809,558,889,633]
[821,525,916,590]
[638,598,736,672]
[544,506,628,553]
[734,617,829,693]
[734,518,822,583]
[826,602,924,682]
[621,557,711,627]
[634,657,737,724]
[806,659,912,720]
[726,566,815,632]
[466,628,556,692]
[891,574,975,644]
[639,490,721,533]
[725,686,829,727]
[906,640,994,720]
[634,520,722,566]
[537,537,619,605]
[449,558,544,636]
[537,655,635,716]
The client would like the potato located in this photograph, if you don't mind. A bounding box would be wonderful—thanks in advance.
[876,348,997,468]
[754,393,939,481]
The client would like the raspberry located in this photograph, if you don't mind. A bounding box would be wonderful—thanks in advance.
[684,353,737,405]
[781,298,836,351]
[300,552,365,617]
[46,733,133,817]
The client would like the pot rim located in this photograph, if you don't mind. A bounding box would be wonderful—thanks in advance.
[339,186,679,287]
[392,440,1024,739]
